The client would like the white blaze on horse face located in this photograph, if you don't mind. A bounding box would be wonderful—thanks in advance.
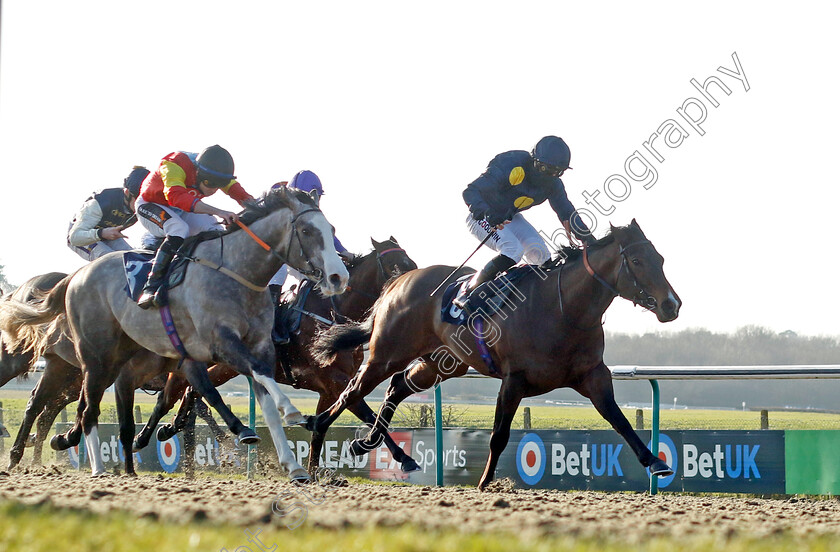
[84,426,106,476]
[309,214,349,296]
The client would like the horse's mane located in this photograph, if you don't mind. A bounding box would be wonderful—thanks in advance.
[343,239,401,270]
[551,229,620,263]
[179,187,319,245]
[343,252,368,270]
[230,186,319,232]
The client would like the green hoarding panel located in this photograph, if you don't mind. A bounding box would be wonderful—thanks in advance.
[785,431,840,495]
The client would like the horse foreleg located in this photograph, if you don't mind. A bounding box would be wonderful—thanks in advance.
[577,362,672,476]
[181,360,256,444]
[310,358,407,435]
[253,382,310,482]
[133,381,180,451]
[478,371,527,491]
[181,400,198,479]
[347,399,420,472]
[195,398,228,443]
[50,387,86,452]
[157,386,196,442]
[9,382,49,469]
[32,396,72,466]
[306,394,332,473]
[114,372,137,476]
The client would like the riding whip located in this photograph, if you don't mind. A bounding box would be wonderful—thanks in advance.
[429,231,495,297]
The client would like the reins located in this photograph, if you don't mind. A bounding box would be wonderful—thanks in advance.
[581,239,658,311]
[183,207,324,293]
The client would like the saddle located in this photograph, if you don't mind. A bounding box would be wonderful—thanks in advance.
[275,279,315,338]
[122,237,206,302]
[440,264,535,326]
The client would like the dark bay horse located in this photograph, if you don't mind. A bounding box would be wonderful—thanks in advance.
[134,237,422,472]
[310,220,681,489]
[0,187,348,480]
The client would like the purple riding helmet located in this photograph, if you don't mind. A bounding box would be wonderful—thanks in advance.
[289,170,324,196]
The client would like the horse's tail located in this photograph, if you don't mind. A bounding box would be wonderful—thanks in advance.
[312,274,406,366]
[0,275,70,359]
[312,318,373,367]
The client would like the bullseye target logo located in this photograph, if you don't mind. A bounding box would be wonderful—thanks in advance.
[156,436,181,473]
[647,432,678,487]
[516,433,546,485]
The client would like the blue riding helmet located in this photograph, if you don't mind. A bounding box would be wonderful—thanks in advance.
[532,136,572,171]
[124,165,150,197]
[289,170,324,196]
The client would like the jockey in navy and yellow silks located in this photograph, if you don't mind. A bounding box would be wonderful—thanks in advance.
[455,136,594,308]
[135,145,255,309]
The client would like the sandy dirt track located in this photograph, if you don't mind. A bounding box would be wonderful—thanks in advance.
[1,467,840,541]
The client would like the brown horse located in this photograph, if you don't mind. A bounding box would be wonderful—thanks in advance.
[133,237,422,472]
[310,220,681,489]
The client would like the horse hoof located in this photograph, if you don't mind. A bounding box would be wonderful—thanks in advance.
[400,458,421,473]
[238,429,260,445]
[156,425,176,442]
[283,411,306,427]
[91,471,109,478]
[304,415,319,432]
[349,438,372,457]
[649,459,674,477]
[50,435,69,451]
[132,438,146,453]
[289,469,312,483]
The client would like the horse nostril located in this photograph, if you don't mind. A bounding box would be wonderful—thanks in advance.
[662,299,676,314]
[329,274,343,287]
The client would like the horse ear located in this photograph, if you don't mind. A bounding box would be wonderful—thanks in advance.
[371,238,381,248]
[308,189,320,205]
[609,222,616,231]
[389,235,398,244]
[631,218,639,228]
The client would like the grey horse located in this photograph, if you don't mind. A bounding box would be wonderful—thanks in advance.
[0,187,348,480]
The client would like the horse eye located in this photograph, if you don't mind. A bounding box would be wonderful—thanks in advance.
[301,228,311,236]
[632,258,641,266]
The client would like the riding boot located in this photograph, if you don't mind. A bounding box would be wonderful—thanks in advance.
[272,302,290,345]
[137,235,184,309]
[453,254,517,309]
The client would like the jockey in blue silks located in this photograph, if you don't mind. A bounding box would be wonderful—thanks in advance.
[454,136,595,308]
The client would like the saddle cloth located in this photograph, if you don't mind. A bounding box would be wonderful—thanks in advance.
[122,251,190,302]
[440,265,534,326]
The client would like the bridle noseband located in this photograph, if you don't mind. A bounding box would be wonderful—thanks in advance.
[280,208,326,282]
[582,239,659,311]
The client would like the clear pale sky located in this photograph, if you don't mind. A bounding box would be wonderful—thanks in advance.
[1,2,838,337]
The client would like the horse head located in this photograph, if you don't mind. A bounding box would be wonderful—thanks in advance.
[249,187,349,296]
[610,219,681,322]
[371,236,418,279]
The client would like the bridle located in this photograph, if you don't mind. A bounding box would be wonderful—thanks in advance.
[345,245,409,300]
[375,246,408,281]
[237,207,325,282]
[582,239,659,311]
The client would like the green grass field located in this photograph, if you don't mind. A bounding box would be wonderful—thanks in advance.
[3,499,840,552]
[2,391,839,433]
